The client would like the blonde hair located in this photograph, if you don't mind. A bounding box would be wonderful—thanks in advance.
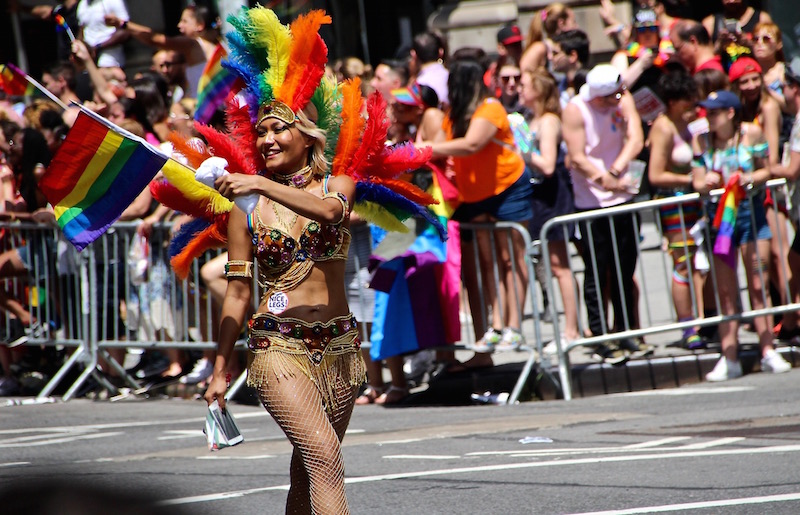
[526,3,571,49]
[294,107,329,177]
[23,99,61,130]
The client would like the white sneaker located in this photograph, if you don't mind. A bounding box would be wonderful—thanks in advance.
[472,329,502,353]
[179,358,214,384]
[761,349,791,374]
[705,357,743,382]
[543,337,569,357]
[496,327,524,351]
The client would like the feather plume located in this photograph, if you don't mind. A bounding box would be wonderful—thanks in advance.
[222,60,263,102]
[278,11,331,110]
[311,78,342,163]
[356,182,446,239]
[346,92,390,177]
[332,78,364,175]
[194,124,256,175]
[156,161,234,215]
[225,96,264,171]
[150,181,216,220]
[247,7,292,98]
[168,218,210,257]
[170,218,229,279]
[168,132,209,169]
[354,201,410,233]
[365,142,433,178]
[370,177,437,206]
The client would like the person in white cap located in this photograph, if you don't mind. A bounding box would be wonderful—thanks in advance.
[562,63,647,364]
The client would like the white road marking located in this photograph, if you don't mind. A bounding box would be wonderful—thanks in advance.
[158,430,205,441]
[383,455,460,460]
[0,461,29,468]
[623,437,692,449]
[377,438,424,445]
[197,454,276,460]
[673,437,745,449]
[0,431,124,448]
[619,386,754,397]
[160,444,800,506]
[567,492,800,514]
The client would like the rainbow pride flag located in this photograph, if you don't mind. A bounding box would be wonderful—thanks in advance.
[195,44,239,124]
[40,107,191,251]
[0,63,33,97]
[712,174,746,269]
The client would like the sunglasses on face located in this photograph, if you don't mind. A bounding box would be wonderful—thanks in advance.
[500,75,521,83]
[753,34,774,44]
[635,25,659,33]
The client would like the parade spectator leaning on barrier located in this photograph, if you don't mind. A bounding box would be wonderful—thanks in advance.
[691,89,791,381]
[729,56,791,328]
[518,67,579,355]
[768,58,800,340]
[419,58,533,366]
[648,68,706,349]
[562,63,652,364]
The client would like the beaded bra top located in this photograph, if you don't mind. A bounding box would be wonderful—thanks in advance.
[246,184,351,300]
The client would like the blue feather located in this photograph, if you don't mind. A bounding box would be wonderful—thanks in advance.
[168,218,211,260]
[356,183,447,240]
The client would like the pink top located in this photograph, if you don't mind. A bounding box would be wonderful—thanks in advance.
[569,96,633,210]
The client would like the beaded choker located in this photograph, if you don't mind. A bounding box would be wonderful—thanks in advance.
[273,165,318,188]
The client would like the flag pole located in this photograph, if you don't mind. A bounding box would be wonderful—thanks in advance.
[23,73,68,110]
[9,12,29,73]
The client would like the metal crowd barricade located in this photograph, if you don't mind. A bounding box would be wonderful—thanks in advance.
[457,221,546,404]
[535,178,800,401]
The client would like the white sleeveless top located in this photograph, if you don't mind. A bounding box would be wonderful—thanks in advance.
[569,96,633,210]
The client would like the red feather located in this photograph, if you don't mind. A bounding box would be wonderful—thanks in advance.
[225,95,264,171]
[371,177,437,206]
[280,11,331,112]
[149,181,216,220]
[332,78,364,176]
[195,124,256,175]
[364,142,433,178]
[171,218,228,280]
[168,132,209,169]
[346,92,389,178]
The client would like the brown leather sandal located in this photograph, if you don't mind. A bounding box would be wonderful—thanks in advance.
[355,385,382,405]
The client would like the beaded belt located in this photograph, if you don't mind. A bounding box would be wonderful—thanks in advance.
[248,312,360,365]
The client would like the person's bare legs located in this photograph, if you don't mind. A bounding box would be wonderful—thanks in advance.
[495,227,528,330]
[714,258,740,362]
[741,240,776,355]
[375,355,407,404]
[549,240,580,340]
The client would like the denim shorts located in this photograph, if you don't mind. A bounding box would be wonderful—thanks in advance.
[708,194,771,247]
[452,167,533,223]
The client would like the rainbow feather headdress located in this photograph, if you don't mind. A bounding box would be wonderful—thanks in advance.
[151,6,444,278]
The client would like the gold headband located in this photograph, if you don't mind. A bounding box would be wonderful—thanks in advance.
[256,100,297,127]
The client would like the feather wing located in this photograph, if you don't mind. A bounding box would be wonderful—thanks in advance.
[345,92,389,177]
[364,142,433,178]
[167,132,209,169]
[170,218,229,280]
[194,124,256,175]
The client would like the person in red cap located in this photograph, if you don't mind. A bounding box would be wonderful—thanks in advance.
[729,55,788,323]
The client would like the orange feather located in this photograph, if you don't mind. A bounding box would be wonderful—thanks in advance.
[168,132,209,169]
[170,220,228,280]
[332,78,364,176]
[278,11,331,111]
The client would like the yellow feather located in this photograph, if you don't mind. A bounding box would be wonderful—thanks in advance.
[247,6,292,95]
[160,160,233,215]
[354,202,409,233]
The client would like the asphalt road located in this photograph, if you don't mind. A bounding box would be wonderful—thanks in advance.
[2,369,800,515]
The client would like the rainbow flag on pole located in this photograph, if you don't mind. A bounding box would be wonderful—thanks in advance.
[40,106,192,251]
[195,44,239,124]
[712,174,746,269]
[0,63,33,97]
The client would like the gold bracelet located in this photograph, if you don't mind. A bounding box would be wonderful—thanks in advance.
[323,192,349,225]
[225,260,253,279]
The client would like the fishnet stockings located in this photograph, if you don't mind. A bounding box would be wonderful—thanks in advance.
[258,365,358,515]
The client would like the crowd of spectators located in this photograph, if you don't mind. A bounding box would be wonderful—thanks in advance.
[1,0,800,398]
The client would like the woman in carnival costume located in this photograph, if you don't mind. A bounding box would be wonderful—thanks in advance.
[151,7,443,513]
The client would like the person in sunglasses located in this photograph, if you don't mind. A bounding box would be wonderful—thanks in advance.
[611,7,666,92]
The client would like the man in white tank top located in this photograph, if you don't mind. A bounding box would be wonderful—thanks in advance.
[562,64,647,363]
